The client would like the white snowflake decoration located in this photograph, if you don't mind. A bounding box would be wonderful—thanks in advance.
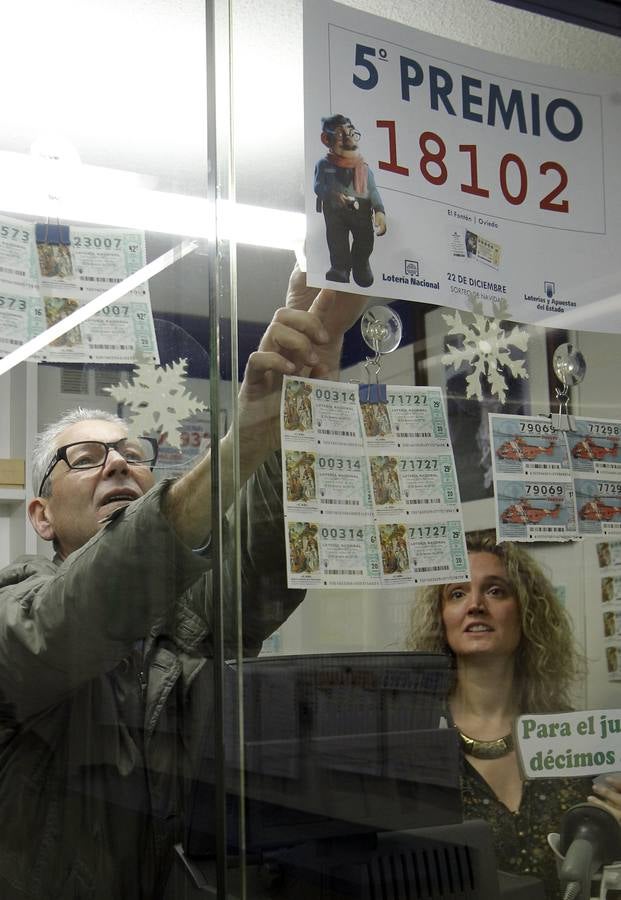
[105,358,207,449]
[441,295,529,404]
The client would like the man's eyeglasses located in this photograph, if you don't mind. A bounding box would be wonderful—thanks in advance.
[38,437,159,497]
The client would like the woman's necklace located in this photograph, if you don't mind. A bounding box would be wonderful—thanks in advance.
[457,728,514,759]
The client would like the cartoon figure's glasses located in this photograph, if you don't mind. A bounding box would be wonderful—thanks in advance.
[332,125,361,142]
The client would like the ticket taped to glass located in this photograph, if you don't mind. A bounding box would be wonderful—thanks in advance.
[285,519,382,588]
[362,386,450,451]
[495,477,578,542]
[280,376,468,588]
[369,453,460,517]
[282,378,363,447]
[576,477,621,536]
[567,417,621,475]
[284,517,469,590]
[284,449,372,519]
[489,414,571,479]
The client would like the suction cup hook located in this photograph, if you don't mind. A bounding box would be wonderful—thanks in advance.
[361,306,403,355]
[552,343,586,388]
[551,342,586,432]
[359,306,403,403]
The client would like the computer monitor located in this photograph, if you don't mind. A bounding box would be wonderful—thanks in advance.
[265,820,546,900]
[182,652,545,899]
[185,652,461,858]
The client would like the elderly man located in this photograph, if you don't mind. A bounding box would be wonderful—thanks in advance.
[0,269,366,899]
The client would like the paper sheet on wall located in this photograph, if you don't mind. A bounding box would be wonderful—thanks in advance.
[280,376,468,589]
[0,214,159,364]
[595,538,621,684]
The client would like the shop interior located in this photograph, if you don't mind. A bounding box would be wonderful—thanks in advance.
[0,1,620,899]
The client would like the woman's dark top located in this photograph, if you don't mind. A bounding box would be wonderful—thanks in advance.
[461,756,592,900]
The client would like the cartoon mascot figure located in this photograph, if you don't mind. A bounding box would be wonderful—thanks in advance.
[314,113,387,287]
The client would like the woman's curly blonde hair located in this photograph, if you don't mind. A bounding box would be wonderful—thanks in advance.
[405,532,585,713]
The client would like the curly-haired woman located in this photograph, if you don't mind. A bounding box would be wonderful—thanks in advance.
[406,532,621,900]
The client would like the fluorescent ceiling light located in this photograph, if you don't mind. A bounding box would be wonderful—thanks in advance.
[0,150,305,250]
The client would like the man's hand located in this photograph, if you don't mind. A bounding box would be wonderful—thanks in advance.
[589,774,621,824]
[285,263,367,378]
[236,264,368,470]
[165,265,367,547]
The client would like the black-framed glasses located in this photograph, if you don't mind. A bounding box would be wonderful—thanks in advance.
[333,125,361,142]
[38,436,159,497]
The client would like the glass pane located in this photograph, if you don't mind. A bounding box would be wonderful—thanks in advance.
[2,2,621,900]
[0,3,229,899]
[211,2,621,900]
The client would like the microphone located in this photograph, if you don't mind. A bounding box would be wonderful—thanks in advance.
[559,803,621,900]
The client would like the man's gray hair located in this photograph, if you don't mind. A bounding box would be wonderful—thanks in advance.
[32,407,127,497]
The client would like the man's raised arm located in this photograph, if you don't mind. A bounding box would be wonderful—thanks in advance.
[163,265,367,548]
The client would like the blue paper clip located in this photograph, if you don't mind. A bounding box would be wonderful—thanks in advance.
[358,352,387,404]
[35,222,70,245]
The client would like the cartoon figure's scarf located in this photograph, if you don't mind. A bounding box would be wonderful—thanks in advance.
[326,152,368,195]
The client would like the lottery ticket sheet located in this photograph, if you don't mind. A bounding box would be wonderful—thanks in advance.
[0,214,158,364]
[281,376,469,589]
[489,413,578,542]
[569,417,621,538]
[490,413,621,542]
[595,539,621,683]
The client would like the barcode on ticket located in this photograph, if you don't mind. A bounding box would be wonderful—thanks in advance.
[527,463,561,469]
[318,429,357,437]
[529,526,566,533]
[325,569,363,575]
[89,343,133,350]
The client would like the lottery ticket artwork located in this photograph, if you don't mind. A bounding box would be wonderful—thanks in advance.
[303,0,621,334]
[490,414,621,542]
[281,376,469,589]
[595,539,621,683]
[0,214,158,364]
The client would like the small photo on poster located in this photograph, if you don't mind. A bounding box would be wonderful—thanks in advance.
[605,644,621,681]
[603,610,621,638]
[464,230,502,269]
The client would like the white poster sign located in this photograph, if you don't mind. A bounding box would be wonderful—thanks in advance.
[304,0,621,333]
[515,709,621,779]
